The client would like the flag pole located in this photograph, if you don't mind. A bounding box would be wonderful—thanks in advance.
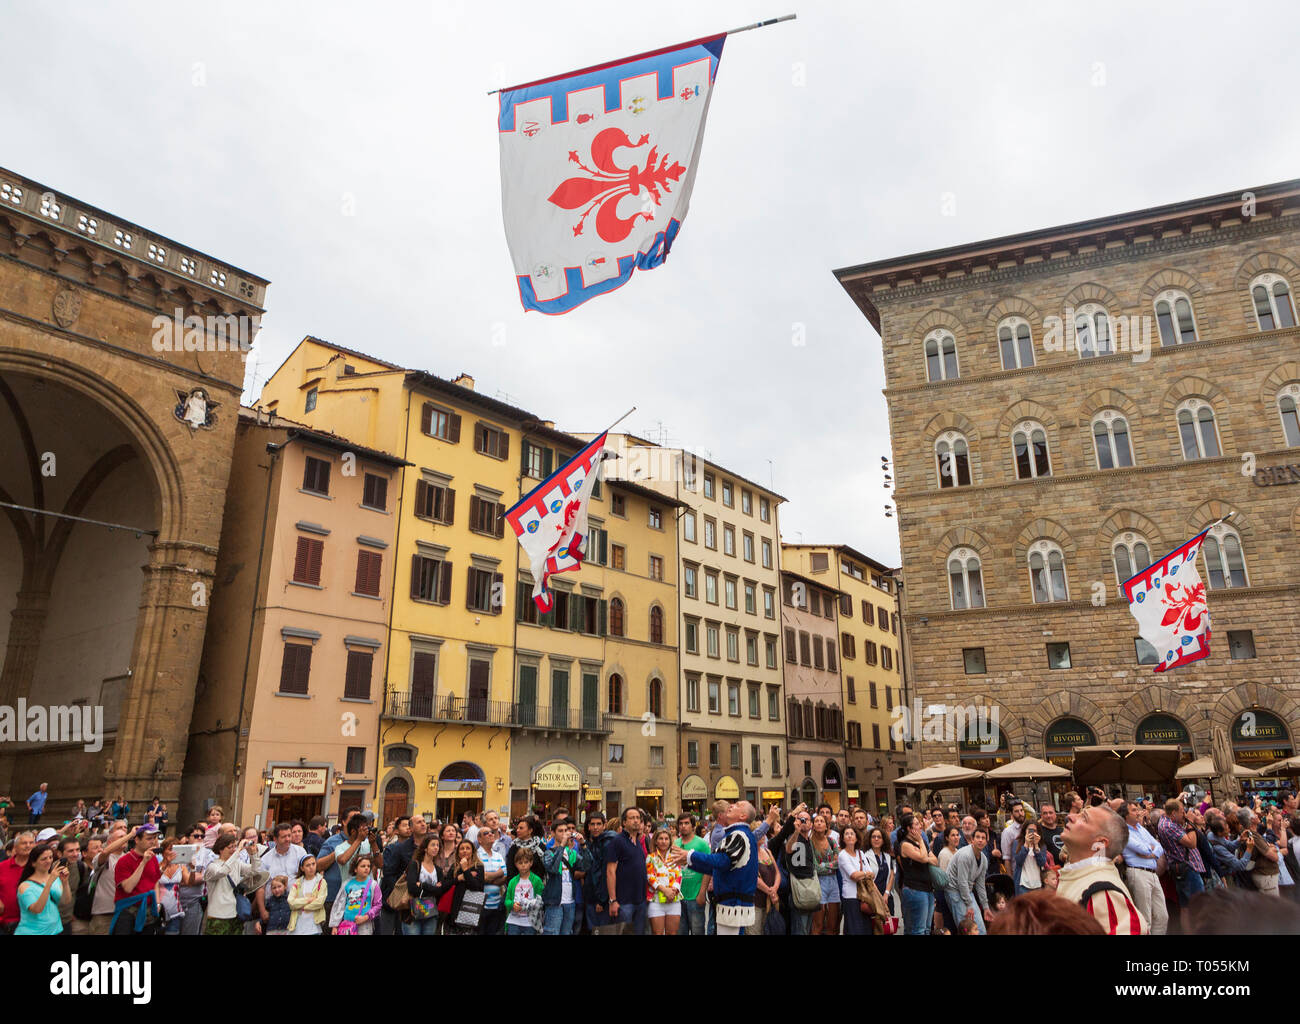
[598,406,637,437]
[487,15,796,94]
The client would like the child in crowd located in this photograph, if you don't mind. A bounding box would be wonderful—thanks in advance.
[504,848,544,935]
[264,875,292,935]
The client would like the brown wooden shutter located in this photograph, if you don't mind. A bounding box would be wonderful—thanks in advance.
[421,403,433,436]
[473,422,484,454]
[294,537,312,582]
[371,476,388,511]
[465,565,475,609]
[279,644,298,692]
[448,413,461,443]
[443,488,455,525]
[410,555,422,600]
[414,480,430,518]
[355,551,381,596]
[499,432,509,462]
[492,572,504,615]
[355,551,367,594]
[307,539,323,585]
[469,495,481,532]
[439,560,452,604]
[494,502,505,538]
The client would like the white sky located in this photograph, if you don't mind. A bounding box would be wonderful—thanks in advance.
[6,0,1299,566]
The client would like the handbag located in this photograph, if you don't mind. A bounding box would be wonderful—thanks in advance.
[790,871,821,911]
[454,888,487,929]
[762,905,787,935]
[228,876,254,923]
[410,897,437,921]
[387,880,410,912]
[928,864,951,890]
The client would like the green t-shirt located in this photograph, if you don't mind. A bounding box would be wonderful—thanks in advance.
[674,836,710,900]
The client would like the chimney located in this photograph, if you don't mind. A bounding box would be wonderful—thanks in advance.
[541,420,555,429]
[452,373,475,391]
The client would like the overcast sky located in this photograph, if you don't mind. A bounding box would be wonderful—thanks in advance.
[7,1,1299,565]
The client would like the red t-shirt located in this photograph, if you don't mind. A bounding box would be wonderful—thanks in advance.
[0,858,23,924]
[114,850,162,904]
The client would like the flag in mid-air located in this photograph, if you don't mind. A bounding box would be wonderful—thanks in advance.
[506,432,610,611]
[498,34,726,314]
[1122,527,1213,672]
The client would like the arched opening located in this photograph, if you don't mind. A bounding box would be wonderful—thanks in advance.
[435,761,485,823]
[1044,716,1096,805]
[1135,712,1194,767]
[1233,709,1294,801]
[382,775,411,824]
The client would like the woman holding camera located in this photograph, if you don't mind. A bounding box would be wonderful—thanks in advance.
[1014,822,1048,894]
[14,842,67,935]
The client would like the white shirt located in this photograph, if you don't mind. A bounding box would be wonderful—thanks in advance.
[507,876,535,927]
[560,861,574,905]
[91,852,121,916]
[464,825,480,846]
[260,843,307,896]
[837,849,866,900]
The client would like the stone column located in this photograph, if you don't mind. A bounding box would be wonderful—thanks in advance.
[0,588,50,790]
[107,539,217,809]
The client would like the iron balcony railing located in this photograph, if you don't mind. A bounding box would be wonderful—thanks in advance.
[385,690,612,733]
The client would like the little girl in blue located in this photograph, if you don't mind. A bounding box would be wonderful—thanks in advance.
[328,854,382,935]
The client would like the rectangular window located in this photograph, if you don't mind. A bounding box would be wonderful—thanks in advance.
[865,641,878,666]
[648,506,662,530]
[686,676,700,713]
[344,649,373,700]
[411,554,451,604]
[742,490,753,516]
[707,625,720,658]
[361,473,388,511]
[705,571,719,604]
[1134,637,1159,666]
[1047,642,1072,669]
[748,683,760,719]
[744,582,756,615]
[761,539,773,569]
[354,550,382,597]
[469,495,505,537]
[420,403,459,442]
[649,555,664,581]
[685,619,699,654]
[704,517,717,549]
[759,497,771,523]
[809,590,822,617]
[846,676,856,702]
[611,544,626,571]
[964,647,987,674]
[304,387,318,413]
[725,576,737,610]
[767,686,780,721]
[872,723,881,749]
[683,511,696,543]
[515,582,538,624]
[722,480,734,507]
[707,677,720,714]
[586,526,607,566]
[878,604,889,627]
[746,632,759,666]
[302,456,331,496]
[523,442,548,479]
[1228,630,1256,660]
[278,642,312,695]
[723,525,736,556]
[704,473,715,500]
[812,635,825,670]
[799,631,811,666]
[611,492,626,516]
[891,612,899,635]
[869,681,878,707]
[709,742,720,768]
[784,628,796,664]
[609,744,625,764]
[649,745,664,768]
[810,551,829,573]
[345,746,365,774]
[826,642,837,673]
[771,745,781,776]
[841,632,855,659]
[751,744,761,777]
[292,536,325,587]
[684,564,697,599]
[881,646,893,671]
[414,479,454,524]
[726,628,740,662]
[730,742,741,768]
[687,740,699,766]
[862,600,874,626]
[765,637,778,669]
[475,422,508,460]
[466,566,502,614]
[764,587,775,619]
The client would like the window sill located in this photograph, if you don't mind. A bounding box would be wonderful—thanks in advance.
[351,592,383,601]
[340,697,375,704]
[276,691,312,700]
[299,489,333,500]
[360,504,389,514]
[289,581,324,590]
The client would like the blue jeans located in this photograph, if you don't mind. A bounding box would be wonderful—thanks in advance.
[901,887,934,935]
[506,923,536,935]
[945,891,986,934]
[543,903,576,935]
[615,900,647,935]
[402,916,439,935]
[680,899,705,935]
[1174,864,1205,907]
[789,908,812,935]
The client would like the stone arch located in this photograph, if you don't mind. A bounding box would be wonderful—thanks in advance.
[1260,361,1300,425]
[1094,509,1166,582]
[935,526,992,560]
[997,399,1059,440]
[1137,267,1208,308]
[1185,499,1253,542]
[0,350,183,542]
[1235,252,1300,330]
[1208,682,1300,740]
[378,767,416,815]
[1160,376,1235,459]
[1012,518,1077,564]
[1026,691,1113,748]
[910,308,965,343]
[1114,687,1204,753]
[984,295,1043,332]
[1078,387,1148,466]
[1061,281,1121,313]
[961,692,1025,756]
[922,410,983,486]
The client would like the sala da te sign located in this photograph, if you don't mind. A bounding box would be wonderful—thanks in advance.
[1254,464,1300,486]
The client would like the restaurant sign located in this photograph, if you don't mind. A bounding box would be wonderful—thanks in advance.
[269,767,328,795]
[1045,717,1096,749]
[1136,713,1190,747]
[534,760,582,790]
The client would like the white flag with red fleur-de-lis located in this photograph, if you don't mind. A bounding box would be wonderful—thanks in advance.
[1121,526,1213,672]
[498,34,726,314]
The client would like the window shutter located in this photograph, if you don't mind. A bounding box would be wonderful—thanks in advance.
[355,552,367,593]
[279,645,298,692]
[448,413,461,444]
[439,560,452,604]
[598,531,607,564]
[598,599,607,637]
[569,591,581,631]
[421,403,433,435]
[410,555,422,600]
[294,537,312,582]
[414,480,429,518]
[466,565,475,609]
[494,502,505,539]
[469,495,481,531]
[500,432,509,462]
[473,422,484,453]
[543,448,553,476]
[444,488,455,525]
[308,540,323,585]
[368,552,382,595]
[372,476,388,510]
[492,572,504,615]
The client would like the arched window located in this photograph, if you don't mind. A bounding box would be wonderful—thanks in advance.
[924,330,959,382]
[609,598,625,638]
[649,678,663,718]
[1278,384,1300,447]
[1074,303,1113,359]
[1112,532,1152,585]
[1154,289,1198,346]
[947,548,985,610]
[608,673,624,714]
[1092,410,1134,469]
[649,605,664,644]
[1012,420,1051,479]
[1028,540,1069,603]
[1203,523,1248,590]
[998,316,1035,370]
[935,430,971,488]
[1251,273,1297,331]
[1176,399,1221,460]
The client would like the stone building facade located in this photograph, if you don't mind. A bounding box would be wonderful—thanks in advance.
[836,180,1300,800]
[0,166,268,808]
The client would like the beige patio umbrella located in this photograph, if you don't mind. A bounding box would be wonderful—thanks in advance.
[984,756,1072,781]
[1072,745,1182,786]
[1176,754,1258,780]
[894,763,986,786]
[1256,755,1300,777]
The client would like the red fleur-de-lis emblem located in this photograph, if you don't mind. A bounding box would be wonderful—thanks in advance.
[548,127,685,243]
[1160,582,1206,633]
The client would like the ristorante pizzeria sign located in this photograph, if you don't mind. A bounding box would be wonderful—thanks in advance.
[1253,464,1300,486]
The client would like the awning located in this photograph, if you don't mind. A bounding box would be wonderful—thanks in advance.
[1071,745,1181,785]
[1175,755,1258,780]
[893,763,986,787]
[983,756,1072,781]
[1256,755,1300,777]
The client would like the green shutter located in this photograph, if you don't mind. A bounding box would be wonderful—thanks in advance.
[570,591,581,631]
[543,448,554,476]
[598,599,607,637]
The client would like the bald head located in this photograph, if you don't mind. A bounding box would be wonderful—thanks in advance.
[731,801,757,824]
